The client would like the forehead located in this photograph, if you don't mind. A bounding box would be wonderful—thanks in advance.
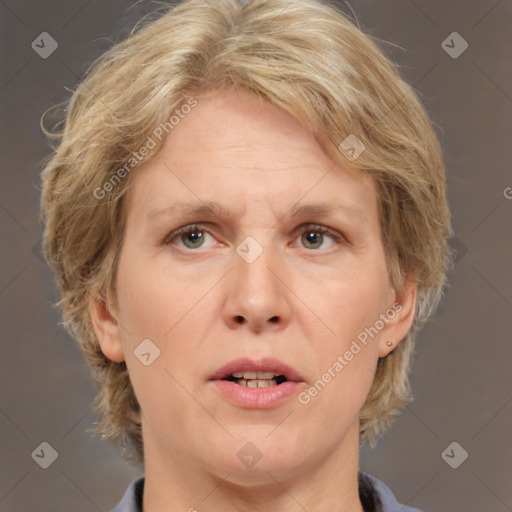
[123,89,378,222]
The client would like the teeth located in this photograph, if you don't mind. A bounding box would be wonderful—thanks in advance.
[231,371,277,379]
[232,379,278,387]
[243,379,277,388]
[257,379,277,387]
[227,370,285,387]
[256,371,276,379]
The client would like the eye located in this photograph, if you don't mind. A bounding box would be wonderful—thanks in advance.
[163,224,216,250]
[163,223,345,251]
[294,223,344,250]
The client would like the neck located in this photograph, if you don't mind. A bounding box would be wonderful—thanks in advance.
[141,419,365,512]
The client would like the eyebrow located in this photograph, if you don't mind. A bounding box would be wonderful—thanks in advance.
[147,201,234,221]
[146,200,366,222]
[289,202,366,220]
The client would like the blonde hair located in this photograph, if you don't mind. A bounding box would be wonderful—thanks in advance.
[40,0,455,463]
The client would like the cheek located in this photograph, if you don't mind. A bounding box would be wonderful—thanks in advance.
[115,246,191,337]
[314,267,388,340]
[302,264,387,398]
[115,246,216,376]
[303,339,378,427]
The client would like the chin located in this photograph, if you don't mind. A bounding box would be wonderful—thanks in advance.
[205,425,309,483]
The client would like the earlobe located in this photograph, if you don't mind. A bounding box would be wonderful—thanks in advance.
[89,294,125,363]
[378,280,418,358]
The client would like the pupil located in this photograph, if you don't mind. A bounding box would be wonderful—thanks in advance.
[184,230,203,248]
[303,231,322,248]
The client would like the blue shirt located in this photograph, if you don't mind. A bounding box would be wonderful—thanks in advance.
[109,471,422,511]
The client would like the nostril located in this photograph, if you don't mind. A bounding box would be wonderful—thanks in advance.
[235,315,244,324]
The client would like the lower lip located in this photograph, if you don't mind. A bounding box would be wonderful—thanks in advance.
[210,380,303,409]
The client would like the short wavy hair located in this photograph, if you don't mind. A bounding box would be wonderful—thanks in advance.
[40,0,455,463]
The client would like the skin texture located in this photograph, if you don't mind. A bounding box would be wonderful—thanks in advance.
[90,88,417,512]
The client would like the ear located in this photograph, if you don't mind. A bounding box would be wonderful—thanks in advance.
[378,278,418,358]
[89,293,125,363]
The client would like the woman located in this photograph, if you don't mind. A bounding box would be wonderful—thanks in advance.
[40,0,454,510]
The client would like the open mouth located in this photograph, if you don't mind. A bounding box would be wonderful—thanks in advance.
[223,371,288,388]
[210,358,304,408]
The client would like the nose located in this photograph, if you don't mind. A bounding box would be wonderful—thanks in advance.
[222,243,291,333]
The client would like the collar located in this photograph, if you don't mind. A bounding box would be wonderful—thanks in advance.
[110,471,423,512]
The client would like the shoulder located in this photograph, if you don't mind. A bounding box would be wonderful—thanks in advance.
[359,471,423,512]
[109,475,145,512]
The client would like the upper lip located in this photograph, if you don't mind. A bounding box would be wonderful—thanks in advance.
[209,357,305,382]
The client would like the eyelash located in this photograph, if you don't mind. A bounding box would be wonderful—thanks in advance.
[163,223,345,251]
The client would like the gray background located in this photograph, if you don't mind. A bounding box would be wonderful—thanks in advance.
[1,1,511,511]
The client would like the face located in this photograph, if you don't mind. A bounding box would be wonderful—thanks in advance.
[91,88,416,484]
